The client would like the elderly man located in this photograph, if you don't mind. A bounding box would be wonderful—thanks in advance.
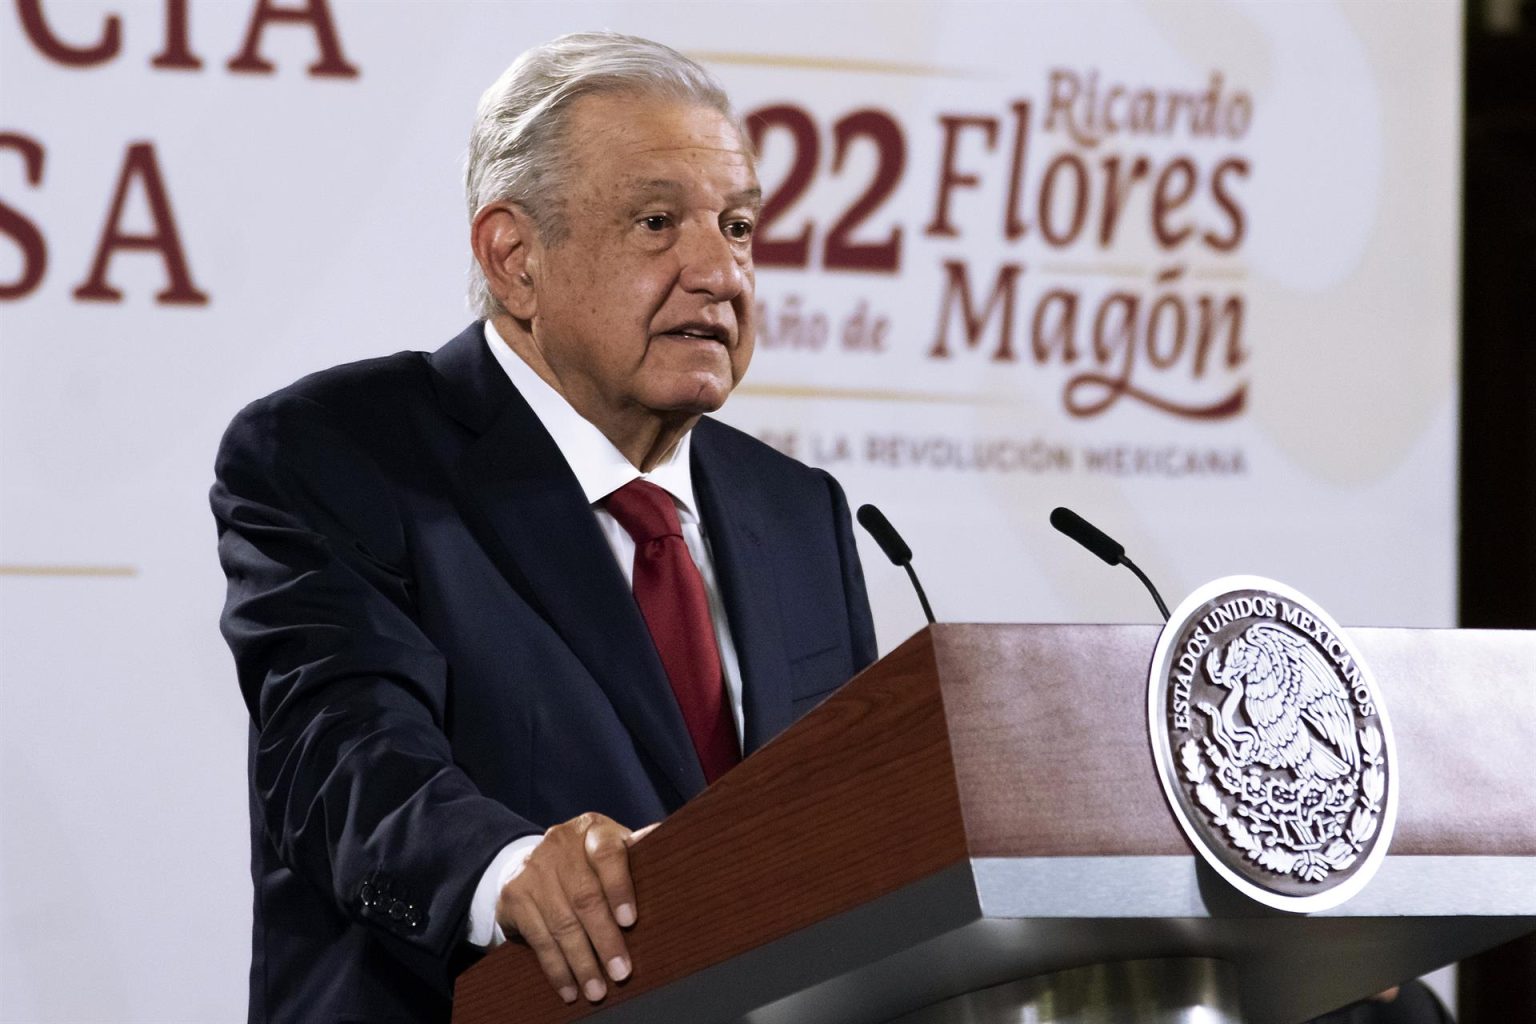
[212,32,876,1024]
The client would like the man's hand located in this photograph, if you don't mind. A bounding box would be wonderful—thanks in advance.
[496,813,656,1004]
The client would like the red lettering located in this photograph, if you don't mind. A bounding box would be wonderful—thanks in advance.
[1045,69,1095,147]
[73,143,210,305]
[1194,295,1245,376]
[745,105,818,268]
[1030,288,1078,363]
[1152,157,1197,248]
[152,0,203,70]
[227,0,359,78]
[1103,86,1125,133]
[1203,158,1248,251]
[1038,153,1089,247]
[0,133,48,301]
[1146,294,1187,369]
[823,109,905,272]
[924,115,997,238]
[929,260,1020,362]
[17,0,122,67]
[1003,101,1032,241]
[1097,155,1149,247]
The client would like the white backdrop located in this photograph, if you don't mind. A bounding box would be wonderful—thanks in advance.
[1,2,1461,1020]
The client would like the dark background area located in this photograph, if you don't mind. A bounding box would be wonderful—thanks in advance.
[1458,0,1535,1019]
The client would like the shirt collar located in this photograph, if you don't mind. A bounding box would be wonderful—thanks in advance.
[482,320,698,520]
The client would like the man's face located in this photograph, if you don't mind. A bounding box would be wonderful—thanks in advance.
[524,92,760,425]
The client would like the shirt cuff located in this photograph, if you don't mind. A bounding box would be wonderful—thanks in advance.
[466,833,544,948]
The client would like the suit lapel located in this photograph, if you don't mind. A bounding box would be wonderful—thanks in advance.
[428,326,706,804]
[692,421,795,754]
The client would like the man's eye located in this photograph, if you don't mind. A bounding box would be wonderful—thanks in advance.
[640,215,671,232]
[725,220,754,240]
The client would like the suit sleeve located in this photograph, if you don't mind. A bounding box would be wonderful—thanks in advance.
[818,468,879,672]
[211,392,535,967]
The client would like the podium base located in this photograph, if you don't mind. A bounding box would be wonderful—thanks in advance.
[887,958,1243,1024]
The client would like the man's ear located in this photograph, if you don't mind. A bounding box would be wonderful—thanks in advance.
[471,202,540,319]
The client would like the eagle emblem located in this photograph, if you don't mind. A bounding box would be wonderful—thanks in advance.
[1148,577,1396,912]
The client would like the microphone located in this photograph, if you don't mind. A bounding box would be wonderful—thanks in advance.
[1049,506,1170,622]
[856,504,936,625]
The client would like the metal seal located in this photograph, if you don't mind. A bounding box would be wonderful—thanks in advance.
[1148,576,1398,912]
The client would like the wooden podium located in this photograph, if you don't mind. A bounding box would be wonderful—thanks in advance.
[453,625,1536,1023]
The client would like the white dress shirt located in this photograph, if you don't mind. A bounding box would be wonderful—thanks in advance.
[466,320,746,947]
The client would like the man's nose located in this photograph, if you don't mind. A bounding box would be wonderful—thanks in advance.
[677,224,747,300]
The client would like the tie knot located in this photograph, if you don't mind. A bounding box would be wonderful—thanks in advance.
[605,479,683,544]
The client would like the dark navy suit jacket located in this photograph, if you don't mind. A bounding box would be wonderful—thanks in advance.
[211,323,878,1023]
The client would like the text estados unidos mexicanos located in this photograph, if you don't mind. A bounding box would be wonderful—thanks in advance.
[1169,597,1376,731]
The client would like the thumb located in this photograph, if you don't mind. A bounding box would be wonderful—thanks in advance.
[625,822,661,846]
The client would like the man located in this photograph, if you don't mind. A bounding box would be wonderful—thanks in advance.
[212,32,876,1024]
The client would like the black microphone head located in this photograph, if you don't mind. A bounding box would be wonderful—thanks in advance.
[1050,506,1124,566]
[856,504,913,567]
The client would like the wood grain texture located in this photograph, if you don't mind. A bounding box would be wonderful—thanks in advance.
[453,629,970,1024]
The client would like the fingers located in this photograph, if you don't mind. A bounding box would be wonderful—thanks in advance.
[545,878,614,1002]
[497,813,649,1004]
[503,899,580,1004]
[588,822,638,929]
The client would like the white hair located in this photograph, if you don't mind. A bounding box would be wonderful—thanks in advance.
[465,31,737,318]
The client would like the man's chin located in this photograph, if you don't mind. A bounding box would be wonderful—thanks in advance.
[646,373,738,416]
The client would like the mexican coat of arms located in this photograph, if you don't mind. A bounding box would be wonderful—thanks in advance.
[1148,576,1398,912]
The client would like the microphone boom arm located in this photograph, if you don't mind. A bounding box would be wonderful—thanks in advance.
[1121,555,1170,621]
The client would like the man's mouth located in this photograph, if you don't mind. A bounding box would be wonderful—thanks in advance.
[659,322,730,344]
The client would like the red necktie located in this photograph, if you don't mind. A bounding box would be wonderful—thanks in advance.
[604,479,740,784]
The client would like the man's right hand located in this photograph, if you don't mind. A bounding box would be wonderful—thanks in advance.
[496,812,656,1004]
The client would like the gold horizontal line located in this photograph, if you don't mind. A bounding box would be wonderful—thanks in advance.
[736,383,1012,405]
[0,565,139,578]
[688,51,971,78]
[1038,263,1248,281]
[1038,263,1148,278]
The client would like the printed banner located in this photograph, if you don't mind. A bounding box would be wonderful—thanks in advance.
[0,2,1460,1018]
